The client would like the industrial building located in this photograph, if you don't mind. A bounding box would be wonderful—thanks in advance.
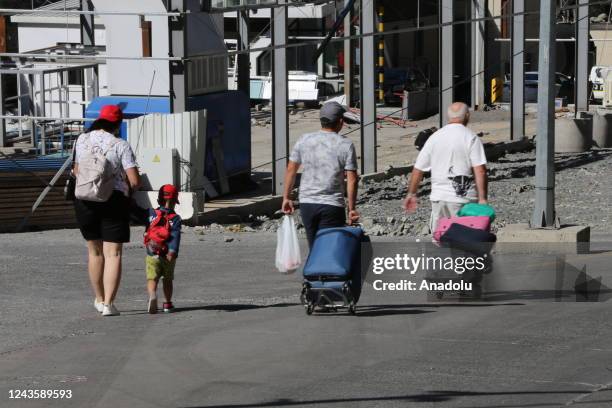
[0,0,606,232]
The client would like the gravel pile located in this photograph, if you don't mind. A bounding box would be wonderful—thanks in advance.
[357,148,612,236]
[195,149,612,238]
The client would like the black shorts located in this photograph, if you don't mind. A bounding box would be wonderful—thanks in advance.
[300,203,346,249]
[74,191,131,243]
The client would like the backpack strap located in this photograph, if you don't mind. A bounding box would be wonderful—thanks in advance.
[102,137,121,157]
[146,209,164,233]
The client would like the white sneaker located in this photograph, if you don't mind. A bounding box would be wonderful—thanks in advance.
[102,304,120,316]
[94,299,104,313]
[148,297,158,314]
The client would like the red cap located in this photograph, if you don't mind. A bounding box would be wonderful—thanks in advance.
[159,184,180,204]
[98,105,123,123]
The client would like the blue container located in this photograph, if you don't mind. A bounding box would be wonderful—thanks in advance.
[188,91,251,183]
[84,92,251,188]
[84,96,171,139]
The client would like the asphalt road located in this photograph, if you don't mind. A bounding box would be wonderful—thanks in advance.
[1,228,612,408]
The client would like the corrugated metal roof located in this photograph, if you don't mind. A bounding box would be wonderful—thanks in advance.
[0,156,69,172]
[37,0,81,11]
[12,0,81,18]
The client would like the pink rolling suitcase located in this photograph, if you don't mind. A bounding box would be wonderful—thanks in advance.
[433,216,491,243]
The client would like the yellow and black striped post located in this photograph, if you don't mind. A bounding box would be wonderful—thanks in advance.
[378,5,385,104]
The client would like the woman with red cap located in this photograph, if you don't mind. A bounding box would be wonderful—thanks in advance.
[73,105,141,316]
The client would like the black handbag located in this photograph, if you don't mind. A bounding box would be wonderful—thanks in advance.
[64,145,77,201]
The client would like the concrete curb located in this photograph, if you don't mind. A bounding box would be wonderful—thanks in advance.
[198,195,283,225]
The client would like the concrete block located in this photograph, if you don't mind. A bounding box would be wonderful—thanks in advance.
[497,223,591,254]
[198,195,283,225]
[593,108,612,148]
[555,117,593,153]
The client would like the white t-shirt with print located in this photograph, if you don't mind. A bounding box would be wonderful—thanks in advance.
[414,123,487,204]
[74,130,138,197]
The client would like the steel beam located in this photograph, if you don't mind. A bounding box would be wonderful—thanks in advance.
[80,0,95,46]
[84,67,99,102]
[169,0,187,113]
[272,1,288,195]
[575,0,589,113]
[0,74,5,147]
[344,0,354,106]
[531,0,557,228]
[471,0,486,110]
[511,0,525,141]
[38,74,46,155]
[360,0,377,174]
[439,0,453,127]
[237,9,250,98]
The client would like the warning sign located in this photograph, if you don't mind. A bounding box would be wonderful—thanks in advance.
[152,155,160,163]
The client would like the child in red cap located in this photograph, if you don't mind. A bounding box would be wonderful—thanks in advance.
[143,184,182,313]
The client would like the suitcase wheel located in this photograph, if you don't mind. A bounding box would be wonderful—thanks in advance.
[300,283,311,306]
[306,304,314,315]
[348,302,357,315]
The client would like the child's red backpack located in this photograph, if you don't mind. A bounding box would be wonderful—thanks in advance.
[144,209,177,255]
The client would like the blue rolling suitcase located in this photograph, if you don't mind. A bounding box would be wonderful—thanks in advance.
[301,226,367,315]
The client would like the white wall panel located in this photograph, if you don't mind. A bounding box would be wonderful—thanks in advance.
[126,110,207,198]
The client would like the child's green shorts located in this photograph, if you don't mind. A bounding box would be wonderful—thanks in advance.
[145,255,176,281]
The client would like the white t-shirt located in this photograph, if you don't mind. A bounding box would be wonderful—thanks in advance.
[74,130,138,197]
[414,123,487,203]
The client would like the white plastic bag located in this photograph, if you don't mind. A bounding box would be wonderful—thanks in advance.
[275,215,302,273]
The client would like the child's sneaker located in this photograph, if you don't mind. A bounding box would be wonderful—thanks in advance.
[148,297,158,314]
[102,304,120,316]
[163,302,175,313]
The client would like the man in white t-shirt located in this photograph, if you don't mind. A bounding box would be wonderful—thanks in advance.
[403,102,488,233]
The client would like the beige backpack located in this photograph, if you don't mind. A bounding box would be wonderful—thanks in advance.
[75,133,120,202]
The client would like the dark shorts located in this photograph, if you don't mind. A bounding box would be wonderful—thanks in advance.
[74,191,131,243]
[300,203,346,248]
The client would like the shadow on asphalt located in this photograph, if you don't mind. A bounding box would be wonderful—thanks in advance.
[307,302,525,317]
[482,289,612,302]
[172,303,300,313]
[181,389,600,408]
[121,302,525,316]
[118,303,300,315]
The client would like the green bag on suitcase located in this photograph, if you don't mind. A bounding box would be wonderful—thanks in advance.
[457,203,496,221]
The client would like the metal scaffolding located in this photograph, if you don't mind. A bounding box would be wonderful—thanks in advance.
[0,0,603,218]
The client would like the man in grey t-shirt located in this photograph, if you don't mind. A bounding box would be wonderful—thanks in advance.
[282,102,360,248]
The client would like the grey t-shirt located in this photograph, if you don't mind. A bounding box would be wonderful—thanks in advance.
[289,130,358,208]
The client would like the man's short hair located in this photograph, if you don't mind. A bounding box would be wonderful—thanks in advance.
[320,117,342,129]
[447,102,470,122]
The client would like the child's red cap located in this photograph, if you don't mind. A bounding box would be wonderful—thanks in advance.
[159,184,180,204]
